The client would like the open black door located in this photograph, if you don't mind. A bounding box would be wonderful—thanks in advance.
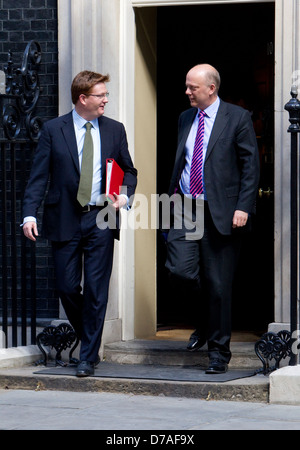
[157,2,275,333]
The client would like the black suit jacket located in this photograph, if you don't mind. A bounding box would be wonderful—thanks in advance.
[168,100,260,235]
[22,112,137,241]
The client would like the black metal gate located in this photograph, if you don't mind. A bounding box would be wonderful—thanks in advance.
[0,41,42,348]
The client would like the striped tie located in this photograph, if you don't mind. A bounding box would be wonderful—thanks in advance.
[190,110,205,197]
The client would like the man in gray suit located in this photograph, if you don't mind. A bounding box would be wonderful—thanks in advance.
[166,64,260,374]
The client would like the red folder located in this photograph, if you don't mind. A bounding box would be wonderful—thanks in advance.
[106,159,124,202]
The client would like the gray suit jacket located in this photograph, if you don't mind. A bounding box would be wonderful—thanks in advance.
[168,100,260,235]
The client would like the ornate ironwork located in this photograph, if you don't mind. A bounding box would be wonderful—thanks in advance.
[255,330,292,375]
[284,86,300,366]
[0,40,43,141]
[35,323,79,367]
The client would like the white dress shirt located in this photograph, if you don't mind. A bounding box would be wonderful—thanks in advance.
[180,96,220,200]
[22,109,102,225]
[72,109,101,205]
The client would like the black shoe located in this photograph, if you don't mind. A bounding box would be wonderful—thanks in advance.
[76,356,100,377]
[205,359,228,374]
[187,336,206,352]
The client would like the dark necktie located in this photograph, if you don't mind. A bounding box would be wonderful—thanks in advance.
[190,110,205,197]
[77,122,93,207]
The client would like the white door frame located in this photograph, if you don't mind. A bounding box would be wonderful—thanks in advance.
[57,0,299,342]
[120,0,298,336]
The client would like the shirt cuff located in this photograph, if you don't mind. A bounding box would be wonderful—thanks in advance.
[20,216,37,226]
[120,194,130,210]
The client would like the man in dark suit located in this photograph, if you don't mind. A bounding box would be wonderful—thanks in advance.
[166,64,260,374]
[22,71,137,377]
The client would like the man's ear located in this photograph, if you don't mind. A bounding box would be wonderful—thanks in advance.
[78,93,87,106]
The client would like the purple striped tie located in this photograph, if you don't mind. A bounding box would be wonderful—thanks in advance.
[190,110,205,197]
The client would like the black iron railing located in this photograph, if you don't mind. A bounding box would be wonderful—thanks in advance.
[285,86,300,366]
[255,87,300,374]
[0,41,42,348]
[0,140,37,347]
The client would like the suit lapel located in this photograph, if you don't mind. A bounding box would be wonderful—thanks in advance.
[175,108,197,167]
[179,109,197,152]
[205,100,229,161]
[61,112,80,174]
[61,114,112,179]
[98,116,111,183]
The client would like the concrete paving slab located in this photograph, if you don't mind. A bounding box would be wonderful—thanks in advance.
[0,345,42,368]
[269,365,300,405]
[0,389,300,430]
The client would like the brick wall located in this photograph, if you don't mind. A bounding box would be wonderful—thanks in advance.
[0,0,58,122]
[0,0,59,321]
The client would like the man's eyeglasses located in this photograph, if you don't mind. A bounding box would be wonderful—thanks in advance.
[86,93,109,99]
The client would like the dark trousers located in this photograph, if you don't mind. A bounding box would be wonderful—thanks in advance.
[52,208,114,363]
[166,201,242,363]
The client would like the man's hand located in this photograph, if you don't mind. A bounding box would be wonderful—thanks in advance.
[111,193,127,210]
[23,221,39,241]
[232,210,248,228]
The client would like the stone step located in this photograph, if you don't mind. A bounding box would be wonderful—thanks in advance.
[0,365,270,403]
[104,339,262,371]
[0,339,270,403]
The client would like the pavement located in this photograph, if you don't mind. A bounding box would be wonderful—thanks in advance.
[1,387,300,431]
[1,335,299,431]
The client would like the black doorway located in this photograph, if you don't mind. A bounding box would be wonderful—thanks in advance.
[156,2,275,333]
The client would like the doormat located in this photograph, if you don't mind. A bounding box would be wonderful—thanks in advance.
[34,362,256,383]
